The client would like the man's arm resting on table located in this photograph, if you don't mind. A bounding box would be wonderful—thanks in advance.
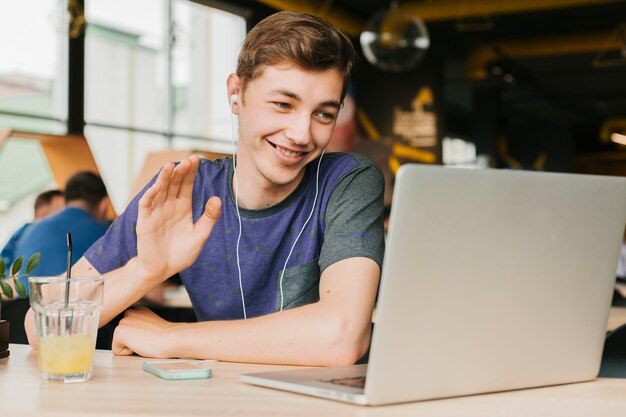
[113,256,380,366]
[24,256,159,347]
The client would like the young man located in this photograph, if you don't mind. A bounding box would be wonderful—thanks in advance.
[26,11,385,366]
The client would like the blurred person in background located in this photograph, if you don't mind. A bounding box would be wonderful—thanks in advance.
[1,189,65,267]
[14,172,110,289]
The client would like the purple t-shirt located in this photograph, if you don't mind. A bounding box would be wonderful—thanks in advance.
[85,153,384,321]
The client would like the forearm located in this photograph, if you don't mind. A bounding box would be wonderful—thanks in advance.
[165,301,372,366]
[97,257,160,326]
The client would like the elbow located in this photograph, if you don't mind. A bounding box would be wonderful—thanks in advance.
[321,318,371,366]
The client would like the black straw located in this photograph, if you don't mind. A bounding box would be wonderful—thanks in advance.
[64,233,72,307]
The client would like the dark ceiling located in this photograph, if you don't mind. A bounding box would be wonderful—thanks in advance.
[329,0,626,151]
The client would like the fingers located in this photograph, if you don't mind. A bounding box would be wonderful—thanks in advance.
[112,310,154,356]
[138,161,174,213]
[112,327,134,356]
[138,182,159,212]
[112,309,174,357]
[153,162,176,208]
[140,154,199,204]
[196,196,222,238]
[112,344,134,356]
[165,160,188,200]
[178,154,200,199]
[204,196,222,220]
[141,156,198,210]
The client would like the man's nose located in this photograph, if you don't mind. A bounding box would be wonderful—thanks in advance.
[285,113,312,146]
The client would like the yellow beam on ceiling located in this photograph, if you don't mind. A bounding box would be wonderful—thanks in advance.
[397,0,622,22]
[257,0,622,36]
[256,0,625,78]
[256,0,364,36]
[466,30,625,79]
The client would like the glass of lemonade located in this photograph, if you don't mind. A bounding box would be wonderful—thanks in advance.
[29,276,104,383]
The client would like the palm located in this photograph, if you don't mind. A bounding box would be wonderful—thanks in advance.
[135,156,221,282]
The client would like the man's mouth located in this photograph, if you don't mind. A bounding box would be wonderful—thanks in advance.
[268,141,305,158]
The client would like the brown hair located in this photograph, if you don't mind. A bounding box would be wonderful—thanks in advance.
[236,11,356,100]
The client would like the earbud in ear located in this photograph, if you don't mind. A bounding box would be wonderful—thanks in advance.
[230,94,239,105]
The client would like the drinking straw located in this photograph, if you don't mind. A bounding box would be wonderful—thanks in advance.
[64,233,72,308]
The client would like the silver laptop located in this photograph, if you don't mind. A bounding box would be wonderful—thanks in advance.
[241,165,626,405]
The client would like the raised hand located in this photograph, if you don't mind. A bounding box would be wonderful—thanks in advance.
[135,155,221,284]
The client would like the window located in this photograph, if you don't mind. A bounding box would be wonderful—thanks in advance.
[171,1,246,145]
[85,0,167,132]
[0,136,56,245]
[0,0,68,133]
[85,0,245,211]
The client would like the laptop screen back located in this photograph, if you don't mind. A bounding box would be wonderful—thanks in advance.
[365,165,626,405]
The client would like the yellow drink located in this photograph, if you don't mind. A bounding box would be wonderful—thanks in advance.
[38,334,95,374]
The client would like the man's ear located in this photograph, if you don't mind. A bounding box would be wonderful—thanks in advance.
[227,73,241,114]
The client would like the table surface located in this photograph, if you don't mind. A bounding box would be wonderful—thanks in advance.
[2,343,626,417]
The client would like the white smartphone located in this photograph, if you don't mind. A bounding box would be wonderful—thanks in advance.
[143,360,213,380]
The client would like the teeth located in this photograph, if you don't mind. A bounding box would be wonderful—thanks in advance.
[276,146,302,158]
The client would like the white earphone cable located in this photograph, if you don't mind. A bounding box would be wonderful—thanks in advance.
[230,97,247,319]
[278,149,325,311]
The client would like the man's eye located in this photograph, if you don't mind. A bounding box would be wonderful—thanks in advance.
[274,102,290,109]
[318,112,336,122]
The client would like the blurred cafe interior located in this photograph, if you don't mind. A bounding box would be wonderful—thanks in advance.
[2,0,626,374]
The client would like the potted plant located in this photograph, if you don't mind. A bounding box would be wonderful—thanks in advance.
[0,253,39,359]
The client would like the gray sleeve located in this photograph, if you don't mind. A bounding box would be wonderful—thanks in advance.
[319,154,385,272]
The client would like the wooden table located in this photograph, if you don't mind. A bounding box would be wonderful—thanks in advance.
[2,344,626,417]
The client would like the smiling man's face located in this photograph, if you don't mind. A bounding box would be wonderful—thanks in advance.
[232,62,343,194]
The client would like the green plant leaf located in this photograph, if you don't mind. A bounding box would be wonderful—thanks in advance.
[14,277,26,299]
[26,252,41,274]
[0,280,13,299]
[0,258,5,278]
[11,256,24,277]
